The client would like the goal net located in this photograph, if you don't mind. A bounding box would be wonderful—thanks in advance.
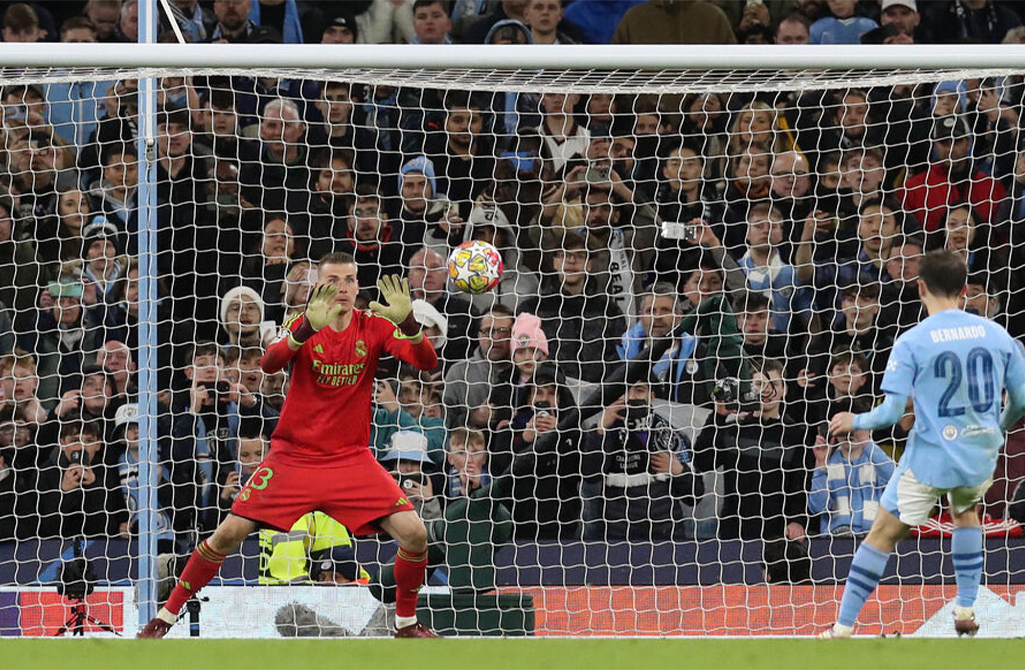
[2,44,1025,638]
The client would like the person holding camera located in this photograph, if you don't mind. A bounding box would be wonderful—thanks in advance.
[692,359,812,541]
[379,431,443,522]
[808,400,896,537]
[37,417,127,539]
[581,378,704,542]
[493,362,582,540]
[170,342,245,533]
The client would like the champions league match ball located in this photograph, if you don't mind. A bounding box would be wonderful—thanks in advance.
[447,240,504,295]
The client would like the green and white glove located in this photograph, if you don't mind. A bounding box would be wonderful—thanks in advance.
[291,284,343,345]
[369,275,419,336]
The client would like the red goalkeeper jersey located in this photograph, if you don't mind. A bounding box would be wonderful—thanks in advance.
[261,309,438,464]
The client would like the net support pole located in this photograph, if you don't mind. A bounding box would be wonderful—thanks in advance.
[136,0,160,626]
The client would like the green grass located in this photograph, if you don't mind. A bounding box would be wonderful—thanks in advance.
[0,638,1019,670]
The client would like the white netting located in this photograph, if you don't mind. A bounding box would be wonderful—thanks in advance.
[2,53,1025,639]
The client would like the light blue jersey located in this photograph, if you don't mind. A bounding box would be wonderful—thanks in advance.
[877,309,1025,489]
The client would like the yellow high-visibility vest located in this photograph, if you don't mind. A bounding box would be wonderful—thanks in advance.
[258,511,370,585]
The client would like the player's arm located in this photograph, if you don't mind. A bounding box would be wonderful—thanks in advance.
[370,275,439,371]
[1000,383,1025,433]
[829,393,908,435]
[261,285,343,373]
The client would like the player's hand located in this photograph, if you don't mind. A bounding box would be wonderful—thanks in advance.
[829,412,856,437]
[368,275,412,326]
[305,284,344,331]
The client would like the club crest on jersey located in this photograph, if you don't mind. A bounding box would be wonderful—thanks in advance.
[355,340,367,358]
[942,425,958,441]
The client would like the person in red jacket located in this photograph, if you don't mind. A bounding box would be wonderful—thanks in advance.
[899,115,1005,233]
[139,252,441,639]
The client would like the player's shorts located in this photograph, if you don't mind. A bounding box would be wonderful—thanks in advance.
[230,448,415,535]
[880,466,991,527]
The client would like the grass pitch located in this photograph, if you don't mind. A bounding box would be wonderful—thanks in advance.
[0,638,1018,670]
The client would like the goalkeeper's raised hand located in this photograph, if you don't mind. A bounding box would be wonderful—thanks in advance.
[290,284,343,346]
[369,275,420,336]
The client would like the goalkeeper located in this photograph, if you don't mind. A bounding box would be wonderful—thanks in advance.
[139,253,440,638]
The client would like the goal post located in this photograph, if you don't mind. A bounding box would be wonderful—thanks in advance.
[1,42,1024,638]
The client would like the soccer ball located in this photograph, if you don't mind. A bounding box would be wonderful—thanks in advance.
[447,240,503,295]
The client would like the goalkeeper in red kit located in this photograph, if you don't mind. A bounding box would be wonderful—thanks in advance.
[139,253,441,638]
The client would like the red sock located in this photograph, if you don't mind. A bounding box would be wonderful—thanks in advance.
[393,548,428,618]
[164,540,226,615]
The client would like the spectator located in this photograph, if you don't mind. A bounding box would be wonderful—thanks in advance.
[443,303,514,429]
[734,290,792,364]
[880,234,926,332]
[172,0,217,42]
[792,348,875,428]
[248,0,302,43]
[463,1,529,43]
[653,140,710,280]
[219,284,273,356]
[240,216,300,320]
[239,98,314,215]
[527,92,590,179]
[0,351,48,425]
[209,0,282,42]
[813,89,873,158]
[412,0,452,44]
[926,0,1021,44]
[809,0,877,44]
[37,417,127,539]
[44,363,115,447]
[88,142,139,235]
[226,345,280,429]
[936,204,998,275]
[304,149,356,258]
[809,400,896,537]
[423,91,495,219]
[834,198,901,288]
[85,0,122,42]
[330,185,406,295]
[80,219,129,307]
[561,0,640,44]
[371,377,446,467]
[899,114,1006,233]
[693,359,811,541]
[964,77,1019,182]
[320,12,357,44]
[115,0,138,41]
[19,278,105,407]
[444,427,490,498]
[805,281,894,389]
[721,143,773,249]
[114,403,176,548]
[0,409,39,539]
[97,339,136,401]
[313,81,357,150]
[170,342,241,532]
[215,419,269,525]
[774,11,811,44]
[55,188,92,262]
[496,362,581,540]
[838,147,891,218]
[581,378,704,541]
[770,150,814,226]
[524,0,577,44]
[517,233,626,383]
[396,155,463,252]
[3,3,44,42]
[380,430,443,522]
[612,0,736,44]
[278,260,318,325]
[408,246,478,360]
[870,0,922,44]
[737,202,806,335]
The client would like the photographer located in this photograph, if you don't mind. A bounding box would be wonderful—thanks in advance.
[379,431,443,523]
[808,400,895,537]
[581,379,704,542]
[493,362,581,540]
[37,417,126,539]
[170,342,243,533]
[692,359,811,541]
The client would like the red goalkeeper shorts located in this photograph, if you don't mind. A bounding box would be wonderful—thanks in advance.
[230,448,415,535]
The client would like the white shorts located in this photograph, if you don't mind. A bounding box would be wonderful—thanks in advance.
[879,467,991,527]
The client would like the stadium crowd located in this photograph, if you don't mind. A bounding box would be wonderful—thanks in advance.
[3,0,1025,576]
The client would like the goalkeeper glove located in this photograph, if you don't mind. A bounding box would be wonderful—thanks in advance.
[368,275,420,336]
[291,284,343,345]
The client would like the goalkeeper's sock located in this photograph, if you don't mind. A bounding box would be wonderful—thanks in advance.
[164,540,227,616]
[837,542,890,628]
[951,526,984,608]
[393,547,428,621]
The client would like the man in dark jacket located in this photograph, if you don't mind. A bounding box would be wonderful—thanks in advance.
[517,233,626,383]
[581,378,704,541]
